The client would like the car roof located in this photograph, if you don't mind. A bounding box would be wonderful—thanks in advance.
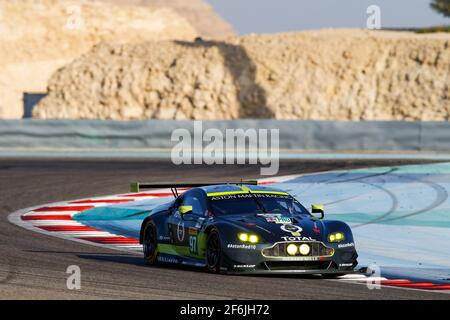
[199,184,289,196]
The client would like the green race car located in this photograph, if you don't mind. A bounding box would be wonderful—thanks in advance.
[138,182,358,275]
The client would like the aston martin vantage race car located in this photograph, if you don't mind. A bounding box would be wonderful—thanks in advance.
[137,182,358,275]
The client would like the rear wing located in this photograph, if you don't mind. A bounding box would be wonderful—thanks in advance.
[130,181,258,195]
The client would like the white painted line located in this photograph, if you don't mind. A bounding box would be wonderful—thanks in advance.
[29,220,85,226]
[23,211,81,216]
[338,276,388,282]
[49,231,115,237]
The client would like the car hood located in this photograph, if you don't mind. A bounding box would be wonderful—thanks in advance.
[216,213,325,242]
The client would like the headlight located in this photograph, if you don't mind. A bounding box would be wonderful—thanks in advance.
[298,243,311,255]
[286,244,298,256]
[238,233,248,242]
[249,235,259,244]
[238,233,259,244]
[328,232,345,243]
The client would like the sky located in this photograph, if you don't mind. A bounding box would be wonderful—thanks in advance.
[207,0,449,34]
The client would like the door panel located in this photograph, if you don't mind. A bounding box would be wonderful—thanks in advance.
[168,190,208,259]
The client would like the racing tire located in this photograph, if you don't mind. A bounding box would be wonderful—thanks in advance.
[143,220,158,266]
[206,230,223,273]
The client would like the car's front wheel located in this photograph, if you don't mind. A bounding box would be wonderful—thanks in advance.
[206,230,222,273]
[143,220,158,266]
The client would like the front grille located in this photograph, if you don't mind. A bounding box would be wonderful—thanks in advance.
[265,261,331,271]
[262,241,334,258]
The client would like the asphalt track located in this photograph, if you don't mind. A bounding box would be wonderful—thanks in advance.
[0,158,449,300]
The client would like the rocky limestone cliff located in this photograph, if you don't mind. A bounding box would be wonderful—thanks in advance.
[0,0,198,119]
[34,29,450,121]
[98,0,235,38]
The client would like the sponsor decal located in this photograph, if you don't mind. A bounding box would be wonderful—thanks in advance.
[177,221,185,242]
[158,235,171,241]
[280,256,320,261]
[280,224,302,236]
[227,244,257,250]
[158,256,179,264]
[275,216,292,224]
[188,227,198,236]
[261,215,277,223]
[339,263,353,267]
[281,236,314,241]
[338,242,355,249]
[233,264,256,269]
[211,193,288,201]
[258,214,292,224]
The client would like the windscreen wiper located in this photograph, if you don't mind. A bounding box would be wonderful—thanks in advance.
[246,191,268,214]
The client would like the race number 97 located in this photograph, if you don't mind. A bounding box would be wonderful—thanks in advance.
[189,236,198,255]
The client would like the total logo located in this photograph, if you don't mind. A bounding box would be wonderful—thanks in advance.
[280,224,302,236]
[281,236,314,241]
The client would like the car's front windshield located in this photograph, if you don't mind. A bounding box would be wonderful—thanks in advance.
[209,193,310,216]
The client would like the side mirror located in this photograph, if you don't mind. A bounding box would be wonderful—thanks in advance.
[179,205,193,215]
[311,204,324,219]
